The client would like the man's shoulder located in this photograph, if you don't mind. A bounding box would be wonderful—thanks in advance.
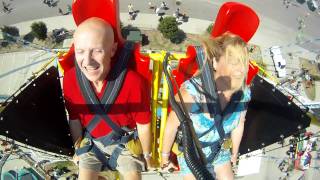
[122,69,149,93]
[125,69,145,82]
[63,67,76,84]
[63,66,77,94]
[64,66,76,78]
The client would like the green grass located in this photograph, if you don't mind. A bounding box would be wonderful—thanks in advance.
[141,30,200,52]
[0,33,64,54]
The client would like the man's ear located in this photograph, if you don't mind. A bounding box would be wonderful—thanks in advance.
[110,42,118,58]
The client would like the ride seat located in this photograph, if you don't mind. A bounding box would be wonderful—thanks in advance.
[172,2,260,89]
[59,0,152,82]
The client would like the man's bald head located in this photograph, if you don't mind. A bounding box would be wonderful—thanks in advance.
[73,17,118,85]
[74,17,115,43]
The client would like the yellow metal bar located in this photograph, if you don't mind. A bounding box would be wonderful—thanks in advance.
[170,53,187,59]
[57,52,67,75]
[32,54,59,76]
[148,51,188,164]
[158,51,168,160]
[159,67,169,161]
[151,59,161,162]
[250,60,279,84]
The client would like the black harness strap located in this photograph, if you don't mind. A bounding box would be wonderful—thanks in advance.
[194,46,244,164]
[75,41,134,136]
[194,46,225,139]
[74,41,135,170]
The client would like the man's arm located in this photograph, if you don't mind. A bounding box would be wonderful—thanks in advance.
[69,119,83,144]
[136,122,152,167]
[136,122,152,154]
[231,111,247,164]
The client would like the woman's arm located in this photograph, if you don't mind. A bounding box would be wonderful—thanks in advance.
[161,110,181,165]
[161,89,194,166]
[230,111,247,163]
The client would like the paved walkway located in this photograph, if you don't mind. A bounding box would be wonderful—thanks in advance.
[9,11,318,76]
[10,11,318,54]
[11,13,213,38]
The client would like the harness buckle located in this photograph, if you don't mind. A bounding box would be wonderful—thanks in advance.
[111,132,122,142]
[80,137,93,148]
[222,138,232,149]
[118,143,126,150]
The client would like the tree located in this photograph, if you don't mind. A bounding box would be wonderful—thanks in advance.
[23,32,35,45]
[1,25,20,43]
[206,23,214,34]
[158,16,185,44]
[170,29,186,44]
[158,16,179,40]
[31,22,47,40]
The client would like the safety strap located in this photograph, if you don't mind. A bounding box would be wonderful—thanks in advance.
[95,127,138,147]
[75,41,135,137]
[75,131,137,171]
[75,41,136,171]
[75,138,112,170]
[194,46,244,164]
[194,46,225,140]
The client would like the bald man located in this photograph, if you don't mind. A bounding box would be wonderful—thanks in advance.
[63,17,152,180]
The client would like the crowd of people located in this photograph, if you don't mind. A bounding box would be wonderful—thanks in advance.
[128,1,188,23]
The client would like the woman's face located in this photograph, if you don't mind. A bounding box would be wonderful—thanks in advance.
[214,49,248,91]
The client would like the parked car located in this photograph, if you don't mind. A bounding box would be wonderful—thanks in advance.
[270,46,286,78]
[52,28,68,43]
[307,0,318,11]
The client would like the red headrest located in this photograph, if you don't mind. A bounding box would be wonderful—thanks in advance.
[211,2,260,42]
[72,0,124,46]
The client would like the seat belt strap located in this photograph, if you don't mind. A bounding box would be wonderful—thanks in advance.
[194,46,225,139]
[75,41,135,136]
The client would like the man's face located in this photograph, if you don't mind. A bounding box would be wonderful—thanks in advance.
[74,29,117,83]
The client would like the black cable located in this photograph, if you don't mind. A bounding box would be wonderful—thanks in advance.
[163,53,214,179]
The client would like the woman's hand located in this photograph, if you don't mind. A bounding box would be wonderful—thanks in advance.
[231,153,238,165]
[160,159,178,173]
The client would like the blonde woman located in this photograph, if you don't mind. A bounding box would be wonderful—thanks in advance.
[161,33,251,180]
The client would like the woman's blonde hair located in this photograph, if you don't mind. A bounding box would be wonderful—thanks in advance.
[199,32,249,89]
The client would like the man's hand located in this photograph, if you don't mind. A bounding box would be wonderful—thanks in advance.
[72,136,83,166]
[136,122,152,170]
[144,156,156,171]
[73,153,80,165]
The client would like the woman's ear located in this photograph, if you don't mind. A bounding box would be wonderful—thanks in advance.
[212,57,217,71]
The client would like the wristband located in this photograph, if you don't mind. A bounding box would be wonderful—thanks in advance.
[161,152,170,157]
[143,152,152,159]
